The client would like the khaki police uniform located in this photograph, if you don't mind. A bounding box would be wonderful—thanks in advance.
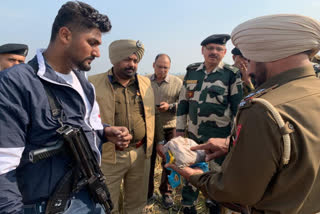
[190,66,320,214]
[89,69,163,214]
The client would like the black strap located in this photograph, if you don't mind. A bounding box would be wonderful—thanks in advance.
[28,61,64,124]
[42,86,62,118]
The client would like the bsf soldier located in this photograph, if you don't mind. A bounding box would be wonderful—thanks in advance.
[0,43,28,71]
[176,34,243,213]
[168,14,320,214]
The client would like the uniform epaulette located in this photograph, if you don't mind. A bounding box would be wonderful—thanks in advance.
[239,84,279,109]
[223,64,239,74]
[186,62,202,71]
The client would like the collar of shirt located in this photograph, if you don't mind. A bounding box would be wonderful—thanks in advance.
[256,65,315,91]
[198,62,224,74]
[150,73,170,83]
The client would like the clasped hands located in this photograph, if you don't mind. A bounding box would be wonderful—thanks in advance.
[104,126,132,150]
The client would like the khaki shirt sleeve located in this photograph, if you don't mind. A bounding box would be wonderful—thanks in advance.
[189,104,282,205]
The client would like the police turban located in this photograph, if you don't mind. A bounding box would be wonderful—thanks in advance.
[109,39,144,65]
[231,14,320,62]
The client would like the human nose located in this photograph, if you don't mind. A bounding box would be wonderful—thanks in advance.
[92,46,100,58]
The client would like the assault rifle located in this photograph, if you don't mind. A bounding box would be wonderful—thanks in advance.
[29,125,113,214]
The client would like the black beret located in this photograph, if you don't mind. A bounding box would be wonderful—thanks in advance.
[231,47,243,56]
[0,43,28,57]
[201,34,230,46]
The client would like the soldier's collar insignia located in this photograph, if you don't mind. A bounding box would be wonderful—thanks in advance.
[239,88,266,108]
[239,84,279,108]
[239,100,248,107]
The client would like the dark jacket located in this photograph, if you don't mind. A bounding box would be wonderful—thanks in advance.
[0,50,107,213]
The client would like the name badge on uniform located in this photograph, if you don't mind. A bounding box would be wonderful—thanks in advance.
[185,80,198,84]
[186,90,194,98]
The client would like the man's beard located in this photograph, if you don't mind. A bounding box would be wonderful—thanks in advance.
[122,66,137,79]
[252,62,268,87]
[76,56,95,71]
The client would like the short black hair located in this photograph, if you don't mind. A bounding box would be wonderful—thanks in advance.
[154,53,171,63]
[50,1,112,42]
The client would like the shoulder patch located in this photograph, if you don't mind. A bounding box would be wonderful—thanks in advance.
[186,62,202,71]
[223,64,239,74]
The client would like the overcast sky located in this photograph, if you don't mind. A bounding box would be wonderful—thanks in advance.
[1,0,319,76]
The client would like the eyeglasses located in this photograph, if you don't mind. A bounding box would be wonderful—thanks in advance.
[204,45,225,52]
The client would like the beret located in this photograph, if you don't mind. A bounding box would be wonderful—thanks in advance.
[201,34,230,46]
[0,43,28,56]
[231,47,243,56]
[109,39,144,65]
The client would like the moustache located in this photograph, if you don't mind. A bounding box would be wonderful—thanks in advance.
[124,66,135,71]
[84,56,95,62]
[209,54,218,58]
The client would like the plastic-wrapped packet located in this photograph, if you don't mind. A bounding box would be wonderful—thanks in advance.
[162,136,206,168]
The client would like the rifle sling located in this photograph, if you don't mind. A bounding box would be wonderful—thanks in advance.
[28,60,63,120]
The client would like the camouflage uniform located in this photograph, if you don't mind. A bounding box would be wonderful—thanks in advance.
[177,62,243,147]
[176,62,243,209]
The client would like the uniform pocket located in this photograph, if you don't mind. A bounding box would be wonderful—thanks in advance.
[207,86,227,105]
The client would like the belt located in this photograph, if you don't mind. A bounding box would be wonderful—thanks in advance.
[115,138,145,151]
